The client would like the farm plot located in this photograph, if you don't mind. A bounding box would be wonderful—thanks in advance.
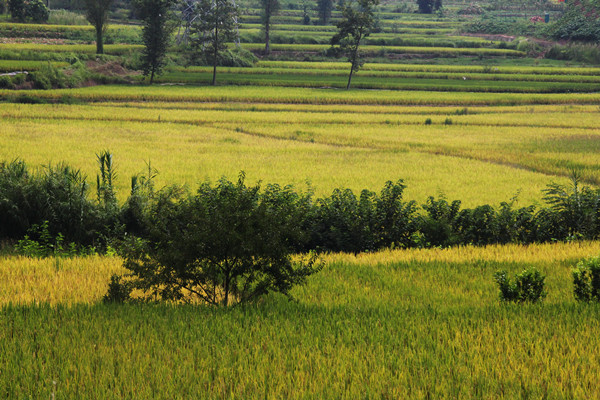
[2,242,600,398]
[1,86,598,205]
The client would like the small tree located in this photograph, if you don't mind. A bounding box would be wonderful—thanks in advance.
[331,0,379,89]
[115,174,321,307]
[316,0,332,24]
[190,0,239,86]
[261,0,280,55]
[302,1,311,25]
[84,0,114,54]
[135,0,176,84]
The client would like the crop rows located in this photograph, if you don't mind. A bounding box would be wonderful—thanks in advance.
[2,93,598,204]
[166,65,600,84]
[0,43,143,55]
[239,43,524,56]
[0,60,68,72]
[257,61,600,76]
[4,85,600,105]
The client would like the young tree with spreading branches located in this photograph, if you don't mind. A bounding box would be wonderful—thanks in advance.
[331,0,379,89]
[191,0,239,85]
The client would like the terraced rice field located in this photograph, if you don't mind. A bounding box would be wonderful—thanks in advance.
[2,1,599,398]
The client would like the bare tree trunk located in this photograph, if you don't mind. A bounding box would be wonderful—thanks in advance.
[346,67,354,90]
[212,28,218,85]
[265,15,271,55]
[95,25,104,55]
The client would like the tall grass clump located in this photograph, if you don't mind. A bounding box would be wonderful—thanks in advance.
[48,9,88,25]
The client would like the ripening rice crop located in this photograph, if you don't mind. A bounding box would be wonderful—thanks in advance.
[2,242,600,398]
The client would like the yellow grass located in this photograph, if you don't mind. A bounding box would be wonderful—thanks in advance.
[0,255,123,305]
[2,242,599,306]
[325,241,600,266]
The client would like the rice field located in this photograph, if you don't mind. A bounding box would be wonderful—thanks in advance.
[2,242,600,398]
[2,2,599,398]
[3,87,599,205]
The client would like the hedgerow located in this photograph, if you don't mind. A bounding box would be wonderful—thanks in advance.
[2,156,600,254]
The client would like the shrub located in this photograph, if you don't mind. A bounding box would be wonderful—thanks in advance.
[546,1,600,42]
[0,75,14,89]
[27,63,68,89]
[543,172,600,240]
[494,268,547,303]
[573,256,600,302]
[115,174,321,306]
[103,274,132,303]
[310,180,417,252]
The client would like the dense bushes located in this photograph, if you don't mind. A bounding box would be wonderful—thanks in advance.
[545,43,600,64]
[2,157,600,254]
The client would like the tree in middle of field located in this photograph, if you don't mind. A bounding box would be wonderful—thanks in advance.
[190,0,239,86]
[135,0,177,84]
[84,0,114,55]
[331,0,379,90]
[260,0,280,56]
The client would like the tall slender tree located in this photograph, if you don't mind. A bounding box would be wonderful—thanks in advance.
[136,0,176,84]
[331,0,379,89]
[84,0,113,54]
[316,0,333,24]
[191,0,239,86]
[261,0,280,55]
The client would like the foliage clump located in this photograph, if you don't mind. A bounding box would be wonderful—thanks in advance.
[8,0,49,23]
[573,256,600,302]
[494,268,547,303]
[115,174,321,306]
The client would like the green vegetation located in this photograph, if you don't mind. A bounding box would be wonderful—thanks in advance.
[573,256,600,302]
[494,268,547,303]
